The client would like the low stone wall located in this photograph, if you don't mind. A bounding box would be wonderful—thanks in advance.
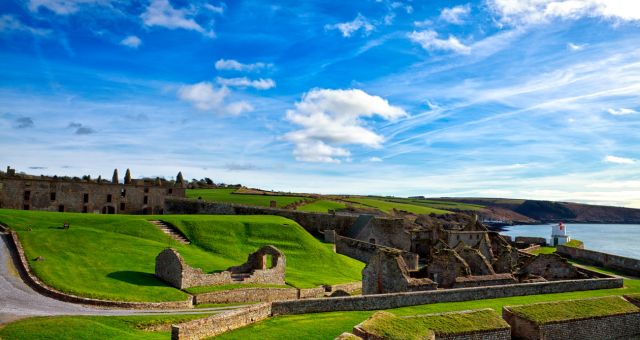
[270,277,622,315]
[519,244,541,254]
[503,305,640,339]
[334,235,419,270]
[171,303,272,340]
[194,287,299,304]
[299,287,326,299]
[556,245,640,276]
[7,231,193,309]
[515,236,547,246]
[328,282,362,296]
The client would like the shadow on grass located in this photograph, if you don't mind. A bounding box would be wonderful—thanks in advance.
[107,271,168,287]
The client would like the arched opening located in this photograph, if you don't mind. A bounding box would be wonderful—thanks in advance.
[102,206,115,214]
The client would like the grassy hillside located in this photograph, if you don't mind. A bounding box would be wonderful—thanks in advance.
[160,215,364,288]
[297,200,346,213]
[381,198,484,212]
[186,188,309,208]
[0,209,363,301]
[0,314,212,340]
[345,197,450,215]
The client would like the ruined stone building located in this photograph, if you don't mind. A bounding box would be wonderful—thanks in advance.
[0,167,185,214]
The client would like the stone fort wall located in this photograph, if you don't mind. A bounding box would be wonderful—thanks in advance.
[556,245,640,276]
[171,275,622,339]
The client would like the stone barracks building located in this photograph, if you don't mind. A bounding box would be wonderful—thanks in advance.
[0,167,185,214]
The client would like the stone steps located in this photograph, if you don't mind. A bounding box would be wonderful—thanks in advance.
[150,220,190,245]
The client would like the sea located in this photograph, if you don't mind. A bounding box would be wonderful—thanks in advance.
[500,223,640,260]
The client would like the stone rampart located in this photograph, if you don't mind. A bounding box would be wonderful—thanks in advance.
[556,245,640,276]
[171,302,272,340]
[7,231,193,309]
[194,288,298,304]
[515,236,547,246]
[334,235,419,270]
[503,303,640,339]
[270,277,622,315]
[165,198,360,235]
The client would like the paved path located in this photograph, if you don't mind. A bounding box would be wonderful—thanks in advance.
[0,233,241,325]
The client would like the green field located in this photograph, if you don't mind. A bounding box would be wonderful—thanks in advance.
[0,209,363,301]
[0,314,213,340]
[186,188,309,208]
[297,200,347,213]
[345,197,450,215]
[382,198,484,212]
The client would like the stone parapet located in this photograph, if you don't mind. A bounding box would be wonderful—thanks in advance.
[193,287,298,304]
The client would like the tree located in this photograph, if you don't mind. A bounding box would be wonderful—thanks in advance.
[204,177,214,185]
[176,171,184,186]
[124,168,132,185]
[112,169,119,184]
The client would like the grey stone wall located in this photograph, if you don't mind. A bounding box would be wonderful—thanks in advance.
[171,303,272,340]
[155,246,285,289]
[193,288,299,304]
[515,236,547,246]
[362,249,436,295]
[519,253,587,280]
[334,235,419,270]
[556,245,640,276]
[270,277,622,315]
[503,305,640,340]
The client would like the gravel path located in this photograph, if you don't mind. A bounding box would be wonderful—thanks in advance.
[0,233,241,325]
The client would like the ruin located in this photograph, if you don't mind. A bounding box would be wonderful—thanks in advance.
[155,245,286,289]
[362,249,436,294]
[0,167,185,214]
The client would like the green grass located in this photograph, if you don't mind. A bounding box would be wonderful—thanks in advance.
[0,209,363,301]
[0,314,213,340]
[565,239,584,248]
[505,296,639,324]
[382,198,484,212]
[160,215,364,288]
[184,283,292,295]
[358,309,507,339]
[216,277,640,339]
[345,197,450,215]
[531,246,557,255]
[186,188,309,208]
[297,200,346,213]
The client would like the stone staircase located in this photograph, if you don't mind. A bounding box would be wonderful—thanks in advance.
[149,220,190,245]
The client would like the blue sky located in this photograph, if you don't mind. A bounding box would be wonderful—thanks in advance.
[1,0,640,207]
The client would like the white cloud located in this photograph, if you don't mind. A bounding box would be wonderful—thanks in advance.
[283,89,407,163]
[120,35,141,48]
[440,4,471,24]
[408,30,471,54]
[604,155,636,164]
[214,59,272,72]
[325,13,374,38]
[28,0,109,15]
[0,15,51,36]
[413,19,432,27]
[141,0,213,37]
[177,82,253,115]
[368,157,383,162]
[204,3,225,14]
[487,0,640,26]
[608,108,638,116]
[567,42,586,51]
[216,77,275,90]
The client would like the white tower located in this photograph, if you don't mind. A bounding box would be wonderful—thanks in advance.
[550,222,571,246]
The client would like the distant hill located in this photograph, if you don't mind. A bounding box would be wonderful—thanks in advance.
[432,197,640,224]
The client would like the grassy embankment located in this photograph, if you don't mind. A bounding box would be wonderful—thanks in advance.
[380,197,485,212]
[345,197,451,215]
[505,296,638,324]
[357,309,508,339]
[186,188,309,208]
[0,209,363,301]
[0,314,213,340]
[297,200,347,213]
